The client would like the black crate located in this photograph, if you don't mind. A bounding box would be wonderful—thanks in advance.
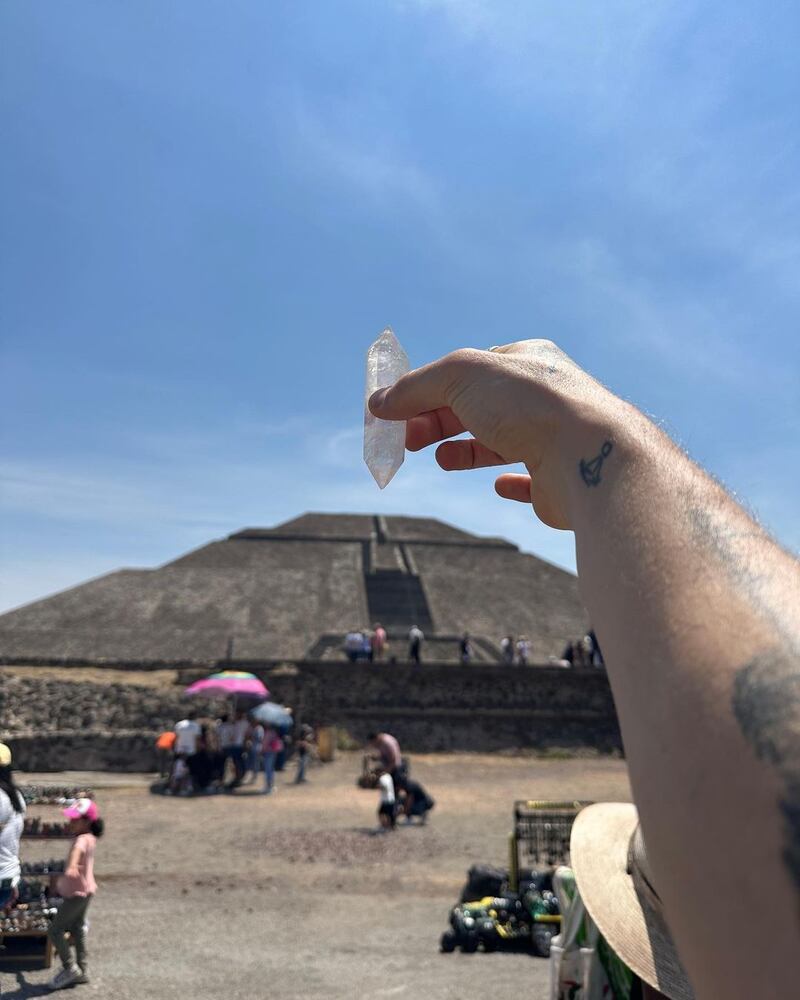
[511,800,592,875]
[0,931,53,970]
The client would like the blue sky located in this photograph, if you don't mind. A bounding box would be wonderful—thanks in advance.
[1,0,798,613]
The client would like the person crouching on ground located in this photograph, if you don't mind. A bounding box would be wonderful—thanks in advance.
[396,774,435,825]
[47,797,103,991]
[377,768,396,832]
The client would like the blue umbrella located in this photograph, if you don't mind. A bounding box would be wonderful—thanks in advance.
[250,701,292,729]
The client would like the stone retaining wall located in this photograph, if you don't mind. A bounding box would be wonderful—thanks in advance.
[1,661,622,770]
[247,661,622,753]
[7,730,159,772]
[0,674,201,734]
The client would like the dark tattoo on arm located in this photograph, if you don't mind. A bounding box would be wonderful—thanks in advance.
[733,652,800,901]
[579,441,613,487]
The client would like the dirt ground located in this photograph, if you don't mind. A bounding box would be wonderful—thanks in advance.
[2,666,180,689]
[4,752,631,999]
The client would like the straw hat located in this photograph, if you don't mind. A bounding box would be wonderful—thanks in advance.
[0,743,11,767]
[570,803,695,1000]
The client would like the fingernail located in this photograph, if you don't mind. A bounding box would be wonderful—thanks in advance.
[369,388,388,411]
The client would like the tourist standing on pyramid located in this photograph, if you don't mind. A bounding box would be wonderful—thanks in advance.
[344,629,363,663]
[372,622,387,661]
[407,624,424,664]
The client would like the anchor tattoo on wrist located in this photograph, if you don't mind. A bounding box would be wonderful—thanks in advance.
[580,441,613,487]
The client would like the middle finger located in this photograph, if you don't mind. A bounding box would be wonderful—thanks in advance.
[405,407,465,452]
[435,439,508,470]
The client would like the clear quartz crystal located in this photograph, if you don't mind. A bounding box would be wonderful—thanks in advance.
[364,327,409,488]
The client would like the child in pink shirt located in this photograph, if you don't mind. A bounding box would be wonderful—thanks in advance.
[47,797,103,991]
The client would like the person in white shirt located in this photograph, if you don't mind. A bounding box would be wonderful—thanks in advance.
[408,625,424,665]
[171,712,202,794]
[377,770,396,831]
[0,743,25,909]
[216,714,234,749]
[174,712,202,756]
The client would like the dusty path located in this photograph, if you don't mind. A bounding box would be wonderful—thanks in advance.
[5,753,631,999]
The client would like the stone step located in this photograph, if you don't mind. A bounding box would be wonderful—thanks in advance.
[364,571,434,631]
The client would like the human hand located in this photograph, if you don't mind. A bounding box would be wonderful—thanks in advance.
[368,339,621,530]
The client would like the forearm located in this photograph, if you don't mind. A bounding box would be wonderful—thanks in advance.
[561,402,800,996]
[369,339,800,994]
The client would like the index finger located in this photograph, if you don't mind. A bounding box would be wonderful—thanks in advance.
[368,348,485,421]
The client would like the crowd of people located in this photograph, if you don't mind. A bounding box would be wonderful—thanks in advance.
[344,623,426,663]
[554,629,604,668]
[498,635,530,665]
[162,714,434,835]
[344,623,387,662]
[343,627,601,667]
[159,710,315,796]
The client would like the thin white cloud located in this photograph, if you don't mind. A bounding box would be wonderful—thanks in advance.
[1,464,173,525]
[291,100,440,214]
[3,403,797,614]
[123,415,315,461]
[320,425,364,471]
[562,236,770,388]
[396,0,800,310]
[395,0,686,117]
[0,418,578,613]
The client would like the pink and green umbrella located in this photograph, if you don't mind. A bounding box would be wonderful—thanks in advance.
[184,670,269,700]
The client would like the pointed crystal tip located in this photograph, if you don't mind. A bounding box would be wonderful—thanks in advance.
[364,328,409,489]
[371,464,398,490]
